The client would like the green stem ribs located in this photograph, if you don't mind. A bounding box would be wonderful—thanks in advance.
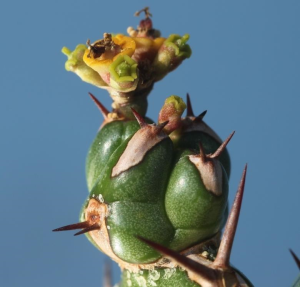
[54,7,255,287]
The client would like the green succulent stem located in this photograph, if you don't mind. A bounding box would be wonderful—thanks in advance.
[120,268,200,287]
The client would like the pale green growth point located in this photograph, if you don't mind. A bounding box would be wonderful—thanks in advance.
[109,55,138,83]
[61,46,72,56]
[165,95,187,114]
[62,44,87,72]
[158,95,186,135]
[165,34,192,58]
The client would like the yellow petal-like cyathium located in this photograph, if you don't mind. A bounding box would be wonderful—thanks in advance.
[113,34,136,57]
[83,34,136,77]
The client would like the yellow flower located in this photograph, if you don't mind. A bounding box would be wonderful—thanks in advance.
[83,34,136,84]
[62,31,190,93]
[82,33,166,92]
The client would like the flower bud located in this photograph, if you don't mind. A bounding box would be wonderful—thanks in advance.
[153,34,192,81]
[158,95,186,134]
[167,34,192,58]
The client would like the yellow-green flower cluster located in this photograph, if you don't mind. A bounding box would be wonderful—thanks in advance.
[62,31,191,94]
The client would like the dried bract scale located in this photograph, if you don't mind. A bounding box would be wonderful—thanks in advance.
[189,137,231,197]
[111,121,168,177]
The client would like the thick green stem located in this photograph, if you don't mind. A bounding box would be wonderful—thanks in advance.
[120,268,200,287]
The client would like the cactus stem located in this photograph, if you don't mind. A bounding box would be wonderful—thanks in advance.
[186,93,195,117]
[289,249,300,270]
[212,164,247,269]
[52,221,90,232]
[136,236,216,281]
[74,223,100,236]
[210,131,235,159]
[131,108,147,128]
[88,93,109,119]
[154,121,169,134]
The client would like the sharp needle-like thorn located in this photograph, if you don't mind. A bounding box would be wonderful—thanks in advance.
[131,108,147,128]
[137,236,215,281]
[154,121,169,133]
[103,260,113,287]
[88,92,109,119]
[186,93,195,117]
[289,249,300,270]
[195,110,207,122]
[52,221,90,232]
[212,164,247,269]
[210,131,235,159]
[74,223,100,236]
[198,142,207,162]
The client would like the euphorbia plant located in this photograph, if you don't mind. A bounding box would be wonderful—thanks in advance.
[54,7,254,286]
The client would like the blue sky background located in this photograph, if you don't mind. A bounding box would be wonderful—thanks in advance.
[0,1,299,286]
